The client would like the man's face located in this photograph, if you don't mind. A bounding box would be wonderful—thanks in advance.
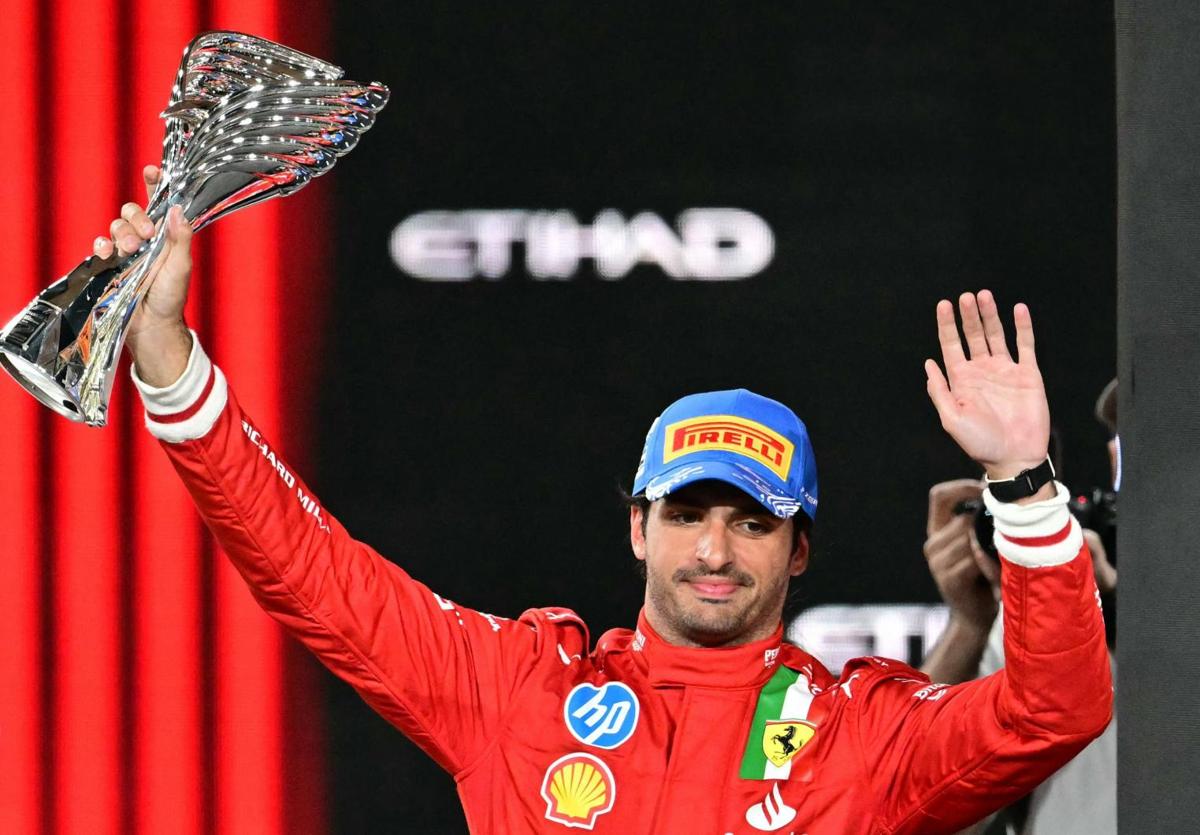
[629,480,809,648]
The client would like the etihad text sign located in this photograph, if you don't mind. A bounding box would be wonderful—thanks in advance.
[390,209,774,281]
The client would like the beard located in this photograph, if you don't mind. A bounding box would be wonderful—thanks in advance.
[644,561,789,647]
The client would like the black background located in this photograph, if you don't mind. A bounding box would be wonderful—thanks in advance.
[315,4,1115,831]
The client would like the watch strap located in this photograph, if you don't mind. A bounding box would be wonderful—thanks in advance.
[986,457,1055,502]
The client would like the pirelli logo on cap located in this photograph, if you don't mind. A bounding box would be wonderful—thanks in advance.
[663,415,794,479]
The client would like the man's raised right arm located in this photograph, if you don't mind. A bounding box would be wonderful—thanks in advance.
[103,173,578,776]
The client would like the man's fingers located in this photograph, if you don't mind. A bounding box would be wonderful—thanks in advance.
[120,201,155,238]
[929,478,987,503]
[945,557,983,586]
[167,205,192,244]
[977,289,1012,361]
[159,205,193,273]
[923,515,972,558]
[109,219,142,255]
[93,236,114,259]
[143,165,161,203]
[1014,302,1037,366]
[924,359,957,429]
[935,299,966,372]
[958,292,989,359]
[927,478,986,534]
[968,528,1002,586]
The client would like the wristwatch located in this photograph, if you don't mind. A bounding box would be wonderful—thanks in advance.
[986,457,1055,502]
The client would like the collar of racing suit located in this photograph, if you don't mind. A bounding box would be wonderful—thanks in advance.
[629,610,786,689]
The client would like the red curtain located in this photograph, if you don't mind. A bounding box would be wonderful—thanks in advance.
[1,4,329,833]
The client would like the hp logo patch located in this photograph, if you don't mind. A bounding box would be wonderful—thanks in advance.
[564,682,639,749]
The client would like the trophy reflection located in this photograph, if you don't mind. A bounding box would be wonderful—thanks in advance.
[0,31,388,426]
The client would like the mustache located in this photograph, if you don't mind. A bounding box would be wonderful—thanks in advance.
[672,564,755,588]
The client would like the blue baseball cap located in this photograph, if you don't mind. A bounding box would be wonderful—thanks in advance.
[631,389,818,521]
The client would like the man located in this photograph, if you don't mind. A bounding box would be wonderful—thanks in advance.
[98,168,1111,834]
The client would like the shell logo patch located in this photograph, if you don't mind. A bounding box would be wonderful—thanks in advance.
[663,414,794,479]
[564,681,640,749]
[762,720,816,768]
[541,752,616,830]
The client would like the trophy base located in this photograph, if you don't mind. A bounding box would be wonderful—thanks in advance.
[0,351,96,425]
[0,296,106,426]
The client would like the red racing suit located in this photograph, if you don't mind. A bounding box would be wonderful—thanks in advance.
[134,337,1112,835]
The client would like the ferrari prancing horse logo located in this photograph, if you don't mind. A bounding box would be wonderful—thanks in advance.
[762,720,816,768]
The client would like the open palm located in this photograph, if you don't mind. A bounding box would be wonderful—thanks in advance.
[924,291,1050,479]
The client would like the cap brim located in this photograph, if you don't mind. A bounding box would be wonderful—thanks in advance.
[640,459,805,520]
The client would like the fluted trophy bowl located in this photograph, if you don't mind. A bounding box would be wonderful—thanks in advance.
[0,31,388,426]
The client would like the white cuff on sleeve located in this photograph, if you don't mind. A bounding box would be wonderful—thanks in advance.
[130,330,227,442]
[982,481,1083,568]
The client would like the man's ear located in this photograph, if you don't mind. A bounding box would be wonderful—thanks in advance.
[789,529,810,577]
[630,505,647,561]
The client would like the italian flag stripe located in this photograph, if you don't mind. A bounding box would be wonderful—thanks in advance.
[765,676,815,780]
[738,666,799,779]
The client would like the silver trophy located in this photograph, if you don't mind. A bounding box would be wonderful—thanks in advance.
[0,31,388,426]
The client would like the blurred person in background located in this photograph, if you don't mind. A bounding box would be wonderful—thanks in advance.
[98,171,1111,834]
[921,381,1120,835]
